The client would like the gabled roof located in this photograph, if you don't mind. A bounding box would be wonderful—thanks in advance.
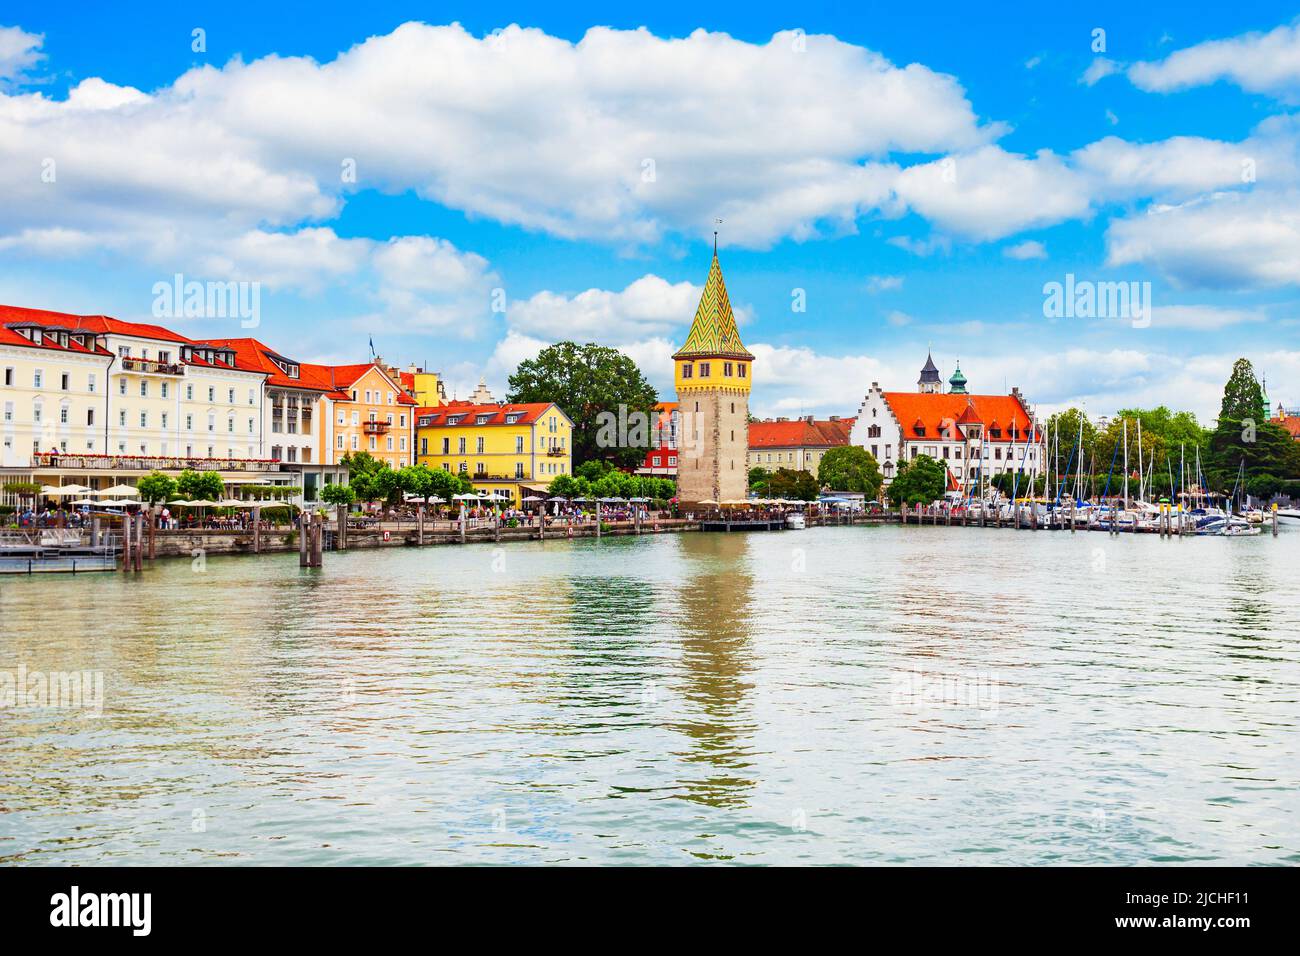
[300,362,418,404]
[1274,414,1300,439]
[415,401,563,427]
[0,322,113,357]
[673,254,753,360]
[882,392,1037,443]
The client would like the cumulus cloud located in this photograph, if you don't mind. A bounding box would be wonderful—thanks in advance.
[1128,21,1300,99]
[866,274,904,293]
[894,146,1091,240]
[0,25,43,86]
[1081,57,1122,86]
[507,274,711,345]
[1106,191,1300,288]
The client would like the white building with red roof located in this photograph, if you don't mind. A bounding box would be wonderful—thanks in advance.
[850,353,1045,496]
[1,304,268,473]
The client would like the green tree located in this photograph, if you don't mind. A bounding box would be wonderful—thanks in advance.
[1205,359,1300,492]
[888,454,947,505]
[320,483,357,507]
[766,467,818,500]
[748,466,771,493]
[1044,408,1098,478]
[1219,357,1267,424]
[506,341,659,468]
[818,446,883,498]
[136,471,177,504]
[548,474,580,497]
[176,469,224,500]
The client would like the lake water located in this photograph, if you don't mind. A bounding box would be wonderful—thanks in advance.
[2,525,1298,865]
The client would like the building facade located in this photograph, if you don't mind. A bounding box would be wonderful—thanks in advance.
[850,355,1044,496]
[0,305,269,464]
[414,400,572,504]
[316,364,416,470]
[674,252,752,505]
[635,401,680,477]
[747,416,853,475]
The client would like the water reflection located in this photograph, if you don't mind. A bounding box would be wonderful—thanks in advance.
[669,533,757,810]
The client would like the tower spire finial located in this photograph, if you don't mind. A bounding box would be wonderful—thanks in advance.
[713,218,723,256]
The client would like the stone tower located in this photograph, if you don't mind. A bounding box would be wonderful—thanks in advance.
[674,251,753,507]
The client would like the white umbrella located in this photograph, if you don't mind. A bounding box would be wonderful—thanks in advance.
[106,499,144,507]
[452,493,480,501]
[182,499,219,507]
[42,484,92,497]
[217,498,248,507]
[522,495,544,502]
[69,498,99,506]
[96,484,139,497]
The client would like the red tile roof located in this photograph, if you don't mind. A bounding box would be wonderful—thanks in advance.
[415,402,559,427]
[883,393,1037,443]
[1274,415,1300,439]
[195,337,334,390]
[295,362,417,404]
[749,418,855,449]
[1,303,191,343]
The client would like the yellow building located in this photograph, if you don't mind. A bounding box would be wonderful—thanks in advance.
[414,400,572,504]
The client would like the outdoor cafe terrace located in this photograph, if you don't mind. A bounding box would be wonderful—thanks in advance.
[27,453,285,473]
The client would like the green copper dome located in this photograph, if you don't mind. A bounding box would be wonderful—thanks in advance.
[948,361,968,394]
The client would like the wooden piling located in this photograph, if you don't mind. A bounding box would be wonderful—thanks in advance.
[299,513,309,567]
[460,507,467,544]
[595,502,602,539]
[147,505,157,560]
[417,505,425,546]
[253,506,262,553]
[1273,504,1279,538]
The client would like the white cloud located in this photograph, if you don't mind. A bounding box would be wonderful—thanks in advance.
[1149,305,1267,330]
[1106,191,1300,288]
[507,274,708,345]
[894,146,1091,240]
[1129,21,1300,99]
[1081,57,1122,86]
[885,310,912,327]
[1004,240,1047,260]
[0,25,43,86]
[866,274,903,293]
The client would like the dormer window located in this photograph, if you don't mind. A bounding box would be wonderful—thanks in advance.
[505,413,522,424]
[476,414,492,424]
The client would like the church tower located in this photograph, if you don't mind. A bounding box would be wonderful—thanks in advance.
[918,351,942,393]
[674,249,753,506]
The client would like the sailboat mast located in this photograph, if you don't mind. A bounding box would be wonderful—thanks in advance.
[1123,420,1129,511]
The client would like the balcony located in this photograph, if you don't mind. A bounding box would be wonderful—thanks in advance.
[546,447,566,457]
[30,452,283,472]
[362,421,391,435]
[120,357,185,376]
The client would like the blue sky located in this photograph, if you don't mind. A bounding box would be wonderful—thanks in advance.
[1,2,1297,421]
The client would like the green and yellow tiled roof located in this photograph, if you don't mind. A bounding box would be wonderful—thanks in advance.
[673,254,753,360]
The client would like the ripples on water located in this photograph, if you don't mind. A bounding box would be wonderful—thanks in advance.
[1,526,1297,865]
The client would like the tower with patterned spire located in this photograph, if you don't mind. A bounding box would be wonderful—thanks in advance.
[674,249,753,506]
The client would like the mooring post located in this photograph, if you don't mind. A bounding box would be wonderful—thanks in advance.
[299,512,309,567]
[494,509,501,543]
[147,505,157,560]
[120,513,130,573]
[91,516,100,550]
[1273,503,1279,538]
[417,505,425,546]
[253,505,262,553]
[312,513,324,567]
[596,501,602,539]
[134,513,144,571]
[459,506,466,544]
[635,505,642,535]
